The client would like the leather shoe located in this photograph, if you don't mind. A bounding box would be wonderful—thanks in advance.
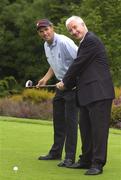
[66,160,91,169]
[85,167,103,175]
[38,154,61,160]
[58,159,74,167]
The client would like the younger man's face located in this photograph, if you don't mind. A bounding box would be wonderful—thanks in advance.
[38,26,54,44]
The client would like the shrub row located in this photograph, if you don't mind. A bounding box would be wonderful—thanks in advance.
[0,87,121,128]
[0,98,53,120]
[111,95,121,128]
[0,88,55,120]
[10,88,54,103]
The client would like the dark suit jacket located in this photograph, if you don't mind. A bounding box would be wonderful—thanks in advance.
[63,32,115,105]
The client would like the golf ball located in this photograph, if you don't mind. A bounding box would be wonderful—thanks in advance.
[13,166,18,171]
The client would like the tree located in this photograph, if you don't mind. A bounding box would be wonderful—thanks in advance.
[0,0,49,85]
[0,0,121,87]
[57,0,121,85]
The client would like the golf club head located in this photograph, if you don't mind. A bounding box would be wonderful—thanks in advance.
[25,80,33,88]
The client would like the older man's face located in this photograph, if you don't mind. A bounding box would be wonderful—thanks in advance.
[38,26,54,44]
[67,20,86,40]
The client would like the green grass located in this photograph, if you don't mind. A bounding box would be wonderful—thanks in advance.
[0,116,121,180]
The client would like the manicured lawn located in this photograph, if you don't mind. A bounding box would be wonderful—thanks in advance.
[0,116,121,180]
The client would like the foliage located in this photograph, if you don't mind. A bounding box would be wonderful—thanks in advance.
[0,85,121,126]
[0,76,20,97]
[0,0,49,85]
[0,80,9,90]
[0,80,9,97]
[112,105,121,122]
[4,76,17,89]
[0,0,121,87]
[9,94,22,102]
[57,0,121,85]
[114,87,121,98]
[0,88,55,119]
[22,88,55,103]
[0,98,53,119]
[111,87,121,128]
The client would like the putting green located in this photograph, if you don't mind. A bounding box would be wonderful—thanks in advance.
[0,116,121,180]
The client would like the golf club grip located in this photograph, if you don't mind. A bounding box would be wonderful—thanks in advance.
[39,84,56,88]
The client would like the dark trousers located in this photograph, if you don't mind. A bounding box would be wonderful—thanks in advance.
[79,99,112,167]
[49,88,78,161]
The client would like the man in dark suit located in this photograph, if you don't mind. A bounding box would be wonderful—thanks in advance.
[56,16,115,175]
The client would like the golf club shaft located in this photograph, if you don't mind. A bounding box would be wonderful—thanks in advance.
[27,84,56,88]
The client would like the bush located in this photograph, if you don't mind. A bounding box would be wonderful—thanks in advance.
[111,87,121,129]
[0,80,9,90]
[4,76,17,90]
[0,76,21,97]
[22,89,54,103]
[111,105,121,129]
[0,88,55,120]
[0,80,9,97]
[0,86,121,127]
[114,87,121,98]
[112,105,121,122]
[0,98,53,120]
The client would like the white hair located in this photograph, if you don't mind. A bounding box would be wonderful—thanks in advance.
[66,16,88,31]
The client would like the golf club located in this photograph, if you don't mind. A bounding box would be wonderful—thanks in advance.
[25,80,56,88]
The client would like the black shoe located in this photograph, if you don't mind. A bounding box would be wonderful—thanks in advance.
[58,159,74,167]
[67,159,91,169]
[38,154,61,160]
[85,167,103,175]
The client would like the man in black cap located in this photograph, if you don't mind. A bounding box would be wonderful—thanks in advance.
[36,19,79,167]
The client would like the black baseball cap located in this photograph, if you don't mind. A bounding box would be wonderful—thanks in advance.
[36,19,53,30]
